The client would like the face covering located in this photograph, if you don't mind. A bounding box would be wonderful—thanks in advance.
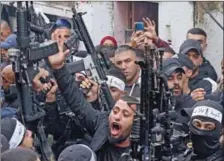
[190,117,221,158]
[188,101,223,159]
[190,133,220,157]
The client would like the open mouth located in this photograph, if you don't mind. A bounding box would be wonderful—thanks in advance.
[111,122,122,136]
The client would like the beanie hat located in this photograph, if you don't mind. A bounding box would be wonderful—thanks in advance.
[181,100,223,137]
[1,118,26,149]
[1,134,9,152]
[58,144,97,161]
[100,36,117,47]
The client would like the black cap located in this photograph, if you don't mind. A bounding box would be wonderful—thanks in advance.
[120,95,140,105]
[173,54,194,70]
[179,39,202,55]
[162,58,185,77]
[58,144,97,161]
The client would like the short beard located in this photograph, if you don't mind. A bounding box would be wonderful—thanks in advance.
[108,133,129,144]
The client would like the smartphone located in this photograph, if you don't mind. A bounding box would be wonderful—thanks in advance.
[134,22,144,31]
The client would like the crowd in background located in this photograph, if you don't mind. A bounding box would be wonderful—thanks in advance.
[0,12,224,161]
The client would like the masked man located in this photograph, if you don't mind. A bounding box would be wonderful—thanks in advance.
[180,100,224,161]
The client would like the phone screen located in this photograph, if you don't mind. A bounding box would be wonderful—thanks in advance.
[134,22,144,31]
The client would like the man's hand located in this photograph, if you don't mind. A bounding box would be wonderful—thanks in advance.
[32,68,50,92]
[130,31,145,47]
[191,88,206,101]
[46,79,58,103]
[80,78,99,103]
[48,35,69,69]
[143,17,158,41]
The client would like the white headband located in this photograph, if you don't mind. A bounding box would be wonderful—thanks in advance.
[192,106,223,123]
[9,119,26,149]
[106,75,125,91]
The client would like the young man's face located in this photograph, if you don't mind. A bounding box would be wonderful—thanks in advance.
[108,99,136,144]
[109,87,125,102]
[187,33,207,52]
[167,71,184,96]
[52,27,71,44]
[186,50,201,68]
[114,51,139,85]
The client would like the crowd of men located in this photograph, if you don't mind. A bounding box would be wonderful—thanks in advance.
[0,10,224,161]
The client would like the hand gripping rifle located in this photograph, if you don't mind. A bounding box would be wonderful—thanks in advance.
[70,7,114,111]
[8,2,58,161]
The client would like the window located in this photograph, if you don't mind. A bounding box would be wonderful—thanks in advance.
[125,1,159,42]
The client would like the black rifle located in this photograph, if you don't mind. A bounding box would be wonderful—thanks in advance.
[27,1,53,42]
[138,46,155,161]
[124,46,174,161]
[70,7,114,111]
[9,2,58,161]
[149,48,173,161]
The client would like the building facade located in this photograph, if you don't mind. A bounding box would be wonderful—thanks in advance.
[1,1,223,76]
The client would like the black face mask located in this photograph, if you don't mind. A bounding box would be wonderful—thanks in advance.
[190,117,221,158]
[191,134,220,158]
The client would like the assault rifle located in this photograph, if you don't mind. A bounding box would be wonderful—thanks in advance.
[121,46,174,161]
[70,7,114,111]
[8,2,58,161]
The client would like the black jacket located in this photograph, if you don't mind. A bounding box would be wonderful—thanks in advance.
[53,65,111,150]
[53,65,131,161]
[178,148,224,161]
[205,91,222,102]
[189,74,212,94]
[199,58,217,81]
